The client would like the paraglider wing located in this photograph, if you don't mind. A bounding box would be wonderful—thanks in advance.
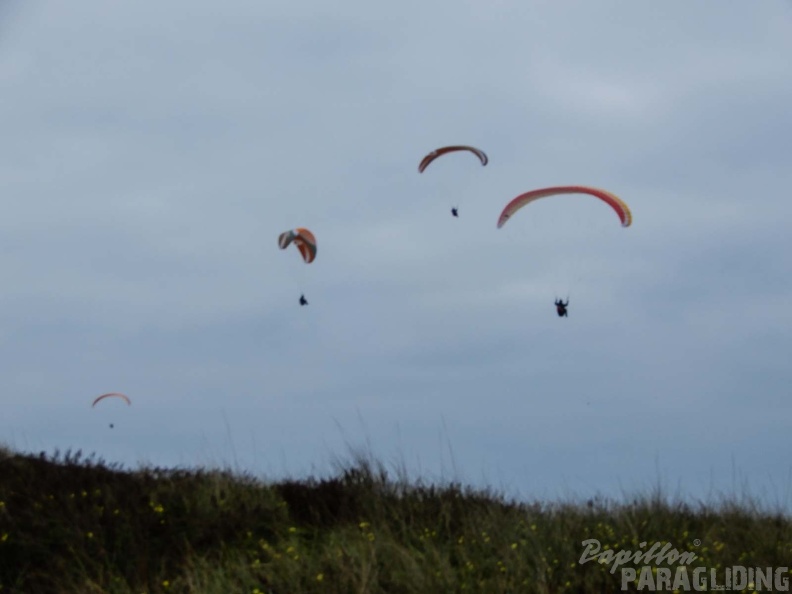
[496,186,632,229]
[418,145,488,173]
[92,392,131,407]
[278,228,317,264]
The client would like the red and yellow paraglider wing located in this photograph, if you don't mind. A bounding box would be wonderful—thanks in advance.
[418,145,488,173]
[497,186,632,228]
[92,392,131,407]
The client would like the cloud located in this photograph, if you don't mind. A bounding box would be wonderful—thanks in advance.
[1,0,790,504]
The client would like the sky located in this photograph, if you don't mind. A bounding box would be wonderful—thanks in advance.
[1,0,791,508]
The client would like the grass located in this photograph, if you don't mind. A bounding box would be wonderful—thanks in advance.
[1,444,791,593]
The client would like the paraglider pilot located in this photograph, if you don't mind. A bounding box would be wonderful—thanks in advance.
[555,298,568,317]
[299,294,308,306]
[451,207,459,218]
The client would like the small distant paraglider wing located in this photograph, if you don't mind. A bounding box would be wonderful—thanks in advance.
[418,145,488,173]
[496,186,632,229]
[278,228,317,264]
[92,392,131,407]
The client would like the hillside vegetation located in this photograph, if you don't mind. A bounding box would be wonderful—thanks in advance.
[1,445,790,593]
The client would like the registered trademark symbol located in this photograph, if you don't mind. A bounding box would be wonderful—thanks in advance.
[693,539,701,546]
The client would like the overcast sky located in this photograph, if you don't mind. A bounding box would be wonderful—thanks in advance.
[1,0,791,507]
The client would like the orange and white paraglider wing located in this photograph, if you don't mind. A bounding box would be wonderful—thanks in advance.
[92,392,131,407]
[278,228,316,264]
[418,145,488,173]
[496,186,632,229]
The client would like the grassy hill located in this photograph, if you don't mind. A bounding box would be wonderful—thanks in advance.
[1,444,790,593]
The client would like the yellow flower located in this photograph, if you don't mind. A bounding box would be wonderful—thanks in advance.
[162,580,170,588]
[316,573,324,582]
